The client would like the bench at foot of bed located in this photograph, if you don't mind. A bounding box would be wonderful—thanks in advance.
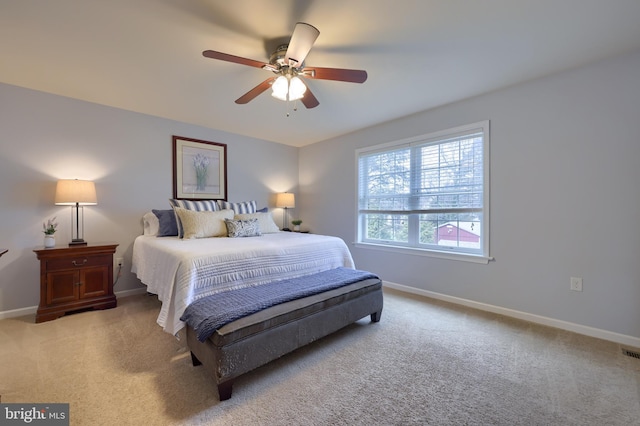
[185,272,383,401]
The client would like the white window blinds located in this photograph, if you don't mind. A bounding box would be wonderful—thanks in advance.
[357,121,489,258]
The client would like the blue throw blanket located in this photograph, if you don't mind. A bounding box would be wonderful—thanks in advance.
[181,267,379,342]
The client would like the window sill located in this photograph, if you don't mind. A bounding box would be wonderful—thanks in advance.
[353,242,493,264]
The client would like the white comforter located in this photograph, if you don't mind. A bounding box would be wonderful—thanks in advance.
[132,232,355,335]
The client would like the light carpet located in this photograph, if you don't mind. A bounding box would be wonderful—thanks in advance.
[1,288,639,425]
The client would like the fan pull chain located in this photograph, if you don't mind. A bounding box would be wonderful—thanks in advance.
[285,99,299,117]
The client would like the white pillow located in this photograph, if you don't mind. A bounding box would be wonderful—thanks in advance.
[234,211,280,234]
[174,208,234,239]
[142,212,159,236]
[169,198,220,238]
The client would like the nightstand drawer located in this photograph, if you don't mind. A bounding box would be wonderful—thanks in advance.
[45,254,111,271]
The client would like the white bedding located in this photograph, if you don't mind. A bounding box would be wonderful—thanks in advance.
[132,232,355,335]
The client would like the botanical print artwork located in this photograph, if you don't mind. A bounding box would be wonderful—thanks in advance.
[181,146,220,194]
[173,135,226,200]
[193,153,210,191]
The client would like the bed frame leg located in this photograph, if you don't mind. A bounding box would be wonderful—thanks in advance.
[190,351,202,366]
[371,310,382,323]
[218,380,234,401]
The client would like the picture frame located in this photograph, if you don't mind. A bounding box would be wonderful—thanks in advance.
[173,136,227,200]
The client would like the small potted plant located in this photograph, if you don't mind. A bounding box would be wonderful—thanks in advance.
[291,219,302,232]
[43,217,58,248]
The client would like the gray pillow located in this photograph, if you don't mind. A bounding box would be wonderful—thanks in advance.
[152,209,178,237]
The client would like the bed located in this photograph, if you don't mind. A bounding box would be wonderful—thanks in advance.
[131,204,379,399]
[132,231,355,335]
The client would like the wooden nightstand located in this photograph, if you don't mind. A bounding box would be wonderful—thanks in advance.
[33,243,118,323]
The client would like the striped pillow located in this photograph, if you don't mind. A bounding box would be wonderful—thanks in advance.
[169,199,220,238]
[217,200,257,215]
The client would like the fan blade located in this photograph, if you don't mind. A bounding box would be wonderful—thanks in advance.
[284,22,320,67]
[203,50,267,69]
[300,85,319,109]
[304,67,368,83]
[235,77,276,104]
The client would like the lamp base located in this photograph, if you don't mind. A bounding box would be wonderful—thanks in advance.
[69,239,87,246]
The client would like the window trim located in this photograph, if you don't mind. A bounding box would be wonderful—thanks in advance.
[355,121,491,263]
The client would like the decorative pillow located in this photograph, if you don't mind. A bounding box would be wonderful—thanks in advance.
[169,199,220,211]
[174,208,234,239]
[169,199,220,237]
[224,218,262,238]
[152,209,179,237]
[256,207,268,213]
[234,212,279,233]
[143,212,159,236]
[217,200,257,215]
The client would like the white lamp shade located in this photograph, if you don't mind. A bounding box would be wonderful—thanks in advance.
[271,75,289,101]
[55,179,97,205]
[288,76,307,101]
[276,192,295,208]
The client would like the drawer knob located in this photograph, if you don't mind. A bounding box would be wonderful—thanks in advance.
[72,259,88,266]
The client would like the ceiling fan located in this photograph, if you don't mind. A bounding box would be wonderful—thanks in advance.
[203,22,367,110]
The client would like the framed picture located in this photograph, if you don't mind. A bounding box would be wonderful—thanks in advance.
[173,136,227,200]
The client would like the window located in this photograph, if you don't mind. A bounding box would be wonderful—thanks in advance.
[356,121,490,262]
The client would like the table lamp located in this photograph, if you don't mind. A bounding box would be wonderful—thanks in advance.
[55,179,97,246]
[276,192,295,231]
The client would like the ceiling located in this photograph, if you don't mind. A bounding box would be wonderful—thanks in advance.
[2,0,640,147]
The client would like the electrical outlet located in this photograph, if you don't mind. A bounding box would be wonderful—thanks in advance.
[570,277,583,292]
[116,257,124,267]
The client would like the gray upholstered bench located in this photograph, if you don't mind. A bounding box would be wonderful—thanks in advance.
[185,274,383,400]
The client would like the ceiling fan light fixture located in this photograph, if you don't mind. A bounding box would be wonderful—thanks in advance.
[288,76,306,101]
[271,75,289,100]
[271,75,306,102]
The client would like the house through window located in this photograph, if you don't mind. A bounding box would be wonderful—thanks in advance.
[356,121,490,262]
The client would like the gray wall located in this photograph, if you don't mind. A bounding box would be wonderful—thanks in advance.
[0,83,298,313]
[299,49,640,342]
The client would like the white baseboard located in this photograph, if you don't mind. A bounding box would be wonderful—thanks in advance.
[0,287,149,320]
[115,287,148,298]
[0,305,37,320]
[383,281,640,349]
